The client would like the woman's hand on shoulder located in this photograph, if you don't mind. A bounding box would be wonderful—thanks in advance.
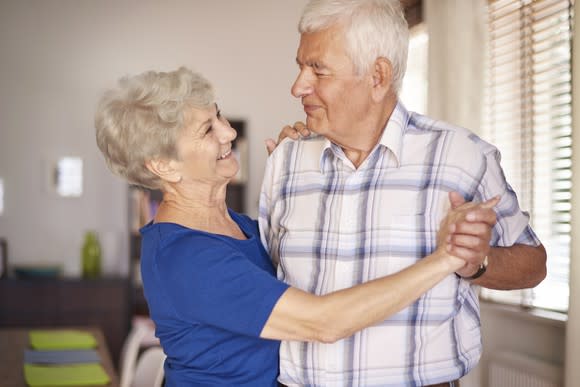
[265,121,312,155]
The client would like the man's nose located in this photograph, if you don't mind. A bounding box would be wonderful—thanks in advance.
[291,69,314,98]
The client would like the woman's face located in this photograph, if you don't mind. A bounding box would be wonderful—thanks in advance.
[174,104,239,184]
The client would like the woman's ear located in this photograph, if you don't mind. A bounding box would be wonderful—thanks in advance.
[371,57,394,101]
[146,158,182,183]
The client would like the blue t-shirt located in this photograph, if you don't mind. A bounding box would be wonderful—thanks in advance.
[140,210,290,386]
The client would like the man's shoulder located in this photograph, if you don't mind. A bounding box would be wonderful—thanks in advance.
[407,112,497,155]
[407,111,472,137]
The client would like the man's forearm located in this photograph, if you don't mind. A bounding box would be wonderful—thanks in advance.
[471,243,547,289]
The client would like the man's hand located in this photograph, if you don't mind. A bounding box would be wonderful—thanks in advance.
[265,121,312,155]
[438,192,499,278]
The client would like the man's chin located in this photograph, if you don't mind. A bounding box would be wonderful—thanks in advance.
[305,117,328,135]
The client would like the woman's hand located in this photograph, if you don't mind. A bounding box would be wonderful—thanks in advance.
[437,192,500,275]
[265,121,312,155]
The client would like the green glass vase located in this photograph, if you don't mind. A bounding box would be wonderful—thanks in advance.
[81,231,101,279]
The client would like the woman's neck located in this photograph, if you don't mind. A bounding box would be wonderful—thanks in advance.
[154,183,246,239]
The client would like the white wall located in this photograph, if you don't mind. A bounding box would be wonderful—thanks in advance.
[0,0,308,276]
[479,303,566,387]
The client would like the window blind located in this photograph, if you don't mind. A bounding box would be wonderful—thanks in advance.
[481,0,573,312]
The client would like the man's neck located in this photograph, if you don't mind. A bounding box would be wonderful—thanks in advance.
[342,148,373,169]
[340,97,397,169]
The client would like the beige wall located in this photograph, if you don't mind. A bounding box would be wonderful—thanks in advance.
[0,0,308,275]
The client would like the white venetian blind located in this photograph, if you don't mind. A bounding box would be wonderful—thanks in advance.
[481,0,573,312]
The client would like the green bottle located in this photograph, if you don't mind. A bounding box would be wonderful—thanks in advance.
[82,231,101,279]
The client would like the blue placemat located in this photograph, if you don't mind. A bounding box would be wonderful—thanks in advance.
[24,349,101,365]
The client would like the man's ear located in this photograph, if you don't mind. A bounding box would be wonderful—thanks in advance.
[146,158,182,183]
[371,57,393,100]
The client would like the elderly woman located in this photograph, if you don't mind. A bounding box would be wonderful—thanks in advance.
[95,67,497,386]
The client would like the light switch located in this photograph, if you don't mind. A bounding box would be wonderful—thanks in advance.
[52,157,83,197]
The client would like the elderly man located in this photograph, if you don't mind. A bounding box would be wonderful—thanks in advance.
[259,1,547,386]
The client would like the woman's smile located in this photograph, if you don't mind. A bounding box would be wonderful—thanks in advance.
[218,149,232,160]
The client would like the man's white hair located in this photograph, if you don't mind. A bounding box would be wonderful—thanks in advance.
[299,0,409,94]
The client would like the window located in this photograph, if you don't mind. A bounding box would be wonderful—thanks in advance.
[481,0,573,312]
[401,24,429,114]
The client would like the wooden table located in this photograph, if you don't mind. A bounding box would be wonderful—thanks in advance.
[0,327,119,387]
[0,277,131,367]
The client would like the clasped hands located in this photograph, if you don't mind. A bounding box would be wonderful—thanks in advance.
[438,192,499,278]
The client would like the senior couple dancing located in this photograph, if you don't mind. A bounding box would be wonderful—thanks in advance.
[95,1,546,386]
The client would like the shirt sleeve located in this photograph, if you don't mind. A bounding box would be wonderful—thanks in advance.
[155,234,289,338]
[479,147,541,247]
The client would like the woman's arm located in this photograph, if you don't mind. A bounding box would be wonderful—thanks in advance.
[260,195,499,343]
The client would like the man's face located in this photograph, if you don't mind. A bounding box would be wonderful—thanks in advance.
[292,24,374,147]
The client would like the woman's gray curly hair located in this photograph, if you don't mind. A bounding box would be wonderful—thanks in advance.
[95,67,214,189]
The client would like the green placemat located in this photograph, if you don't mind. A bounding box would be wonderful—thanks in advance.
[29,330,97,350]
[24,363,110,386]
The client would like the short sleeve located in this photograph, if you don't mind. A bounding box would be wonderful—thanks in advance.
[479,147,541,247]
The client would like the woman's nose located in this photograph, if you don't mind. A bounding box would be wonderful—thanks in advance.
[217,120,237,143]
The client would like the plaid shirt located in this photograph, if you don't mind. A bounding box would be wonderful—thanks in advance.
[259,102,540,387]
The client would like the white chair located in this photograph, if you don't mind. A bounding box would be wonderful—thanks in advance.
[119,317,159,387]
[131,346,166,387]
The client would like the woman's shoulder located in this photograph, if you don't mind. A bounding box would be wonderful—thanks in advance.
[228,209,259,236]
[142,222,236,258]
